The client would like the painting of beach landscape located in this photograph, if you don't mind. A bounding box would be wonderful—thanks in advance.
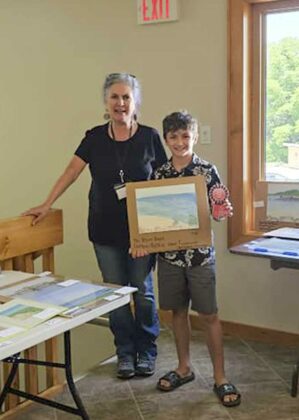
[0,298,65,328]
[267,183,299,222]
[136,183,199,234]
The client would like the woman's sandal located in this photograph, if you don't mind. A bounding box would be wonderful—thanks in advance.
[157,370,195,392]
[213,383,241,407]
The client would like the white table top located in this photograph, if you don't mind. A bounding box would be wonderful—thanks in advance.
[0,271,133,360]
[0,294,130,360]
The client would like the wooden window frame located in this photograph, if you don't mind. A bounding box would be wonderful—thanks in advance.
[228,0,299,247]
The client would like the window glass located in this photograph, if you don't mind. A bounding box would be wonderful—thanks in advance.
[228,0,299,245]
[265,10,299,182]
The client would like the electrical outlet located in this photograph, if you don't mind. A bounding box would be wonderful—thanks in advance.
[200,125,211,144]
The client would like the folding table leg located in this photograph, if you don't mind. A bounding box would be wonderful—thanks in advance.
[0,354,20,409]
[64,331,89,420]
[0,331,90,419]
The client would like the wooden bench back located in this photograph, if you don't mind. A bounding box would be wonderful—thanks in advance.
[0,209,63,412]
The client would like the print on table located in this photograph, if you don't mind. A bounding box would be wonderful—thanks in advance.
[0,298,65,328]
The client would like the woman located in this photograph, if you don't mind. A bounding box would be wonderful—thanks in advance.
[23,73,167,379]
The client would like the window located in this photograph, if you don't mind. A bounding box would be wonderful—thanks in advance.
[228,0,299,246]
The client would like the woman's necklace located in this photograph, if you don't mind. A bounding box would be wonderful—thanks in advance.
[110,120,133,141]
[110,121,133,183]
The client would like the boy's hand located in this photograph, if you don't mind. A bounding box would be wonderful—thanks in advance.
[212,199,233,221]
[223,199,233,217]
[129,247,149,259]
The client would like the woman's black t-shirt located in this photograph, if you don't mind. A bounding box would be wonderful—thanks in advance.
[75,123,167,247]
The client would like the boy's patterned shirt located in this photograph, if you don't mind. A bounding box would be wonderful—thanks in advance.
[153,153,221,267]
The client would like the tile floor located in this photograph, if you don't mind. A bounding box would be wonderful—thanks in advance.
[12,327,299,419]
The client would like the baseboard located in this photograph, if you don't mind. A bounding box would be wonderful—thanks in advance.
[158,309,299,347]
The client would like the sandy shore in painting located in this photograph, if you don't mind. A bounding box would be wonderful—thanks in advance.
[137,215,198,233]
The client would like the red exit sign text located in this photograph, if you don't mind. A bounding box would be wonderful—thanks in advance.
[137,0,179,24]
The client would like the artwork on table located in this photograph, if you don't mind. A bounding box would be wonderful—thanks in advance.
[254,181,299,231]
[248,237,299,254]
[0,298,65,328]
[126,175,212,253]
[0,320,26,343]
[0,276,121,318]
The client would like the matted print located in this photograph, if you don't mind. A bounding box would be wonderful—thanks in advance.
[0,276,125,318]
[0,321,26,343]
[0,298,65,328]
[126,175,211,253]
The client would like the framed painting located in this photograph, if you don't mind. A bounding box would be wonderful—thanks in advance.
[254,181,299,231]
[126,175,212,253]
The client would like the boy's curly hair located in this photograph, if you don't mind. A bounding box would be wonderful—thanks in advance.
[162,110,198,139]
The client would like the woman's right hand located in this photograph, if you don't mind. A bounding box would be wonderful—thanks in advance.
[21,156,87,226]
[22,204,51,225]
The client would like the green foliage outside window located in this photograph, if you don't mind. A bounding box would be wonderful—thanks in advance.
[266,38,299,163]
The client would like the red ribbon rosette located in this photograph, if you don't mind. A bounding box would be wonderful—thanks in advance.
[209,184,230,219]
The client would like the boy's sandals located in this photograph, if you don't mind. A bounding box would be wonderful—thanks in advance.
[157,370,195,392]
[213,383,241,407]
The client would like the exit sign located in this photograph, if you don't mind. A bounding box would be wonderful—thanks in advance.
[137,0,179,25]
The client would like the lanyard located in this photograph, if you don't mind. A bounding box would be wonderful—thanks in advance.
[110,121,133,183]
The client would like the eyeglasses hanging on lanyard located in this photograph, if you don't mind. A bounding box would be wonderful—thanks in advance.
[110,122,133,184]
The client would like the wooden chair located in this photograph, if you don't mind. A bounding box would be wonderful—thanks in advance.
[0,209,63,413]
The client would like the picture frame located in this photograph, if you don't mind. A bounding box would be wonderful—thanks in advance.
[254,181,299,231]
[126,175,212,253]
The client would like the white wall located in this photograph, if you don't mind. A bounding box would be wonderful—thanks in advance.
[0,1,298,374]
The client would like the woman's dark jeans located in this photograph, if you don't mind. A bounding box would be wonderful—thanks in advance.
[93,244,159,361]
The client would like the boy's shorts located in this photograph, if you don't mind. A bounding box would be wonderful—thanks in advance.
[157,257,218,314]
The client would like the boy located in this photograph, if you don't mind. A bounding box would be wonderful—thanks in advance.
[153,111,241,407]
